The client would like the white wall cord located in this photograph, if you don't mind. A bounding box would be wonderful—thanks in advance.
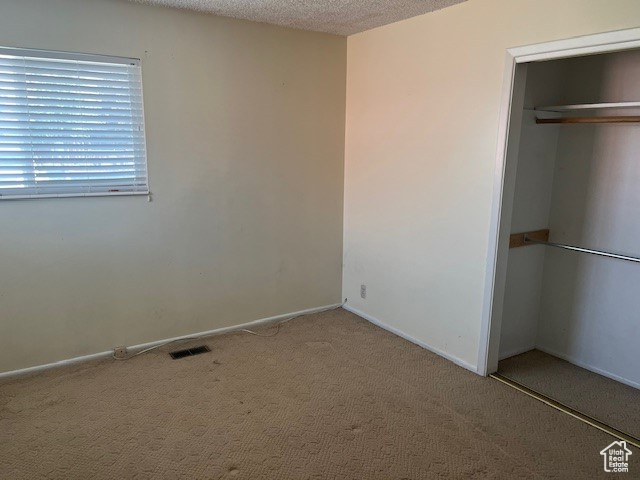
[113,301,346,360]
[239,300,346,337]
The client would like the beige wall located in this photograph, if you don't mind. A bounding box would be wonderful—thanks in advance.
[0,0,346,372]
[343,0,640,371]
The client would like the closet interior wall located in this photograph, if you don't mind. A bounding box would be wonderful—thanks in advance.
[499,50,640,388]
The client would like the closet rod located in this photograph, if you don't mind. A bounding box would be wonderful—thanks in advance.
[536,116,640,124]
[524,237,640,263]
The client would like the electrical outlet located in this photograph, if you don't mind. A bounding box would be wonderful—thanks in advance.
[360,284,367,299]
[113,346,128,359]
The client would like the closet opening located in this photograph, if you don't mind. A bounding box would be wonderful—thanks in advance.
[481,29,640,447]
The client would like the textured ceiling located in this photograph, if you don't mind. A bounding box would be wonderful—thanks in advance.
[131,0,468,36]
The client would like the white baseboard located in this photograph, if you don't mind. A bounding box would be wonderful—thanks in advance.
[536,345,640,390]
[0,303,342,380]
[343,305,478,374]
[0,350,114,381]
[498,344,536,361]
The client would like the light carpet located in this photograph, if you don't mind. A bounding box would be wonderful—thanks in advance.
[0,309,635,479]
[498,349,640,440]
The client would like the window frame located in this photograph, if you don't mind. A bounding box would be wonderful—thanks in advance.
[0,46,149,200]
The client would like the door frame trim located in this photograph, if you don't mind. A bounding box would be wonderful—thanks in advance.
[477,27,640,376]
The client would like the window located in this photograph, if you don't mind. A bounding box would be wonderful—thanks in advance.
[0,47,148,199]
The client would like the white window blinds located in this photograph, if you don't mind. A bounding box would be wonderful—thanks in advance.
[0,47,148,199]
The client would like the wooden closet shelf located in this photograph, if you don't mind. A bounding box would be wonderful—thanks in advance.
[535,101,640,112]
[536,116,640,124]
